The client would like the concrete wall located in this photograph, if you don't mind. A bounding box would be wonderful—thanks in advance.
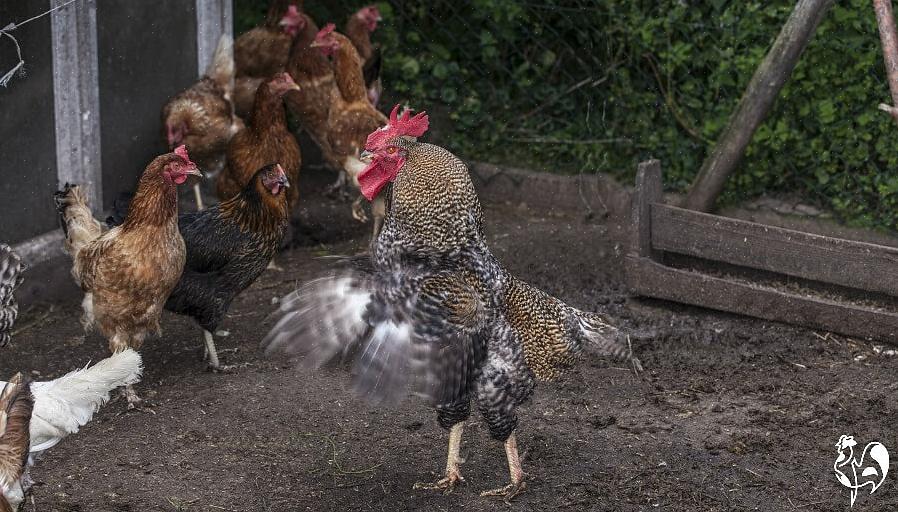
[96,0,199,208]
[0,0,60,245]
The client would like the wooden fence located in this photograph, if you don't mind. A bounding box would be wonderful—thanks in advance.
[626,160,898,341]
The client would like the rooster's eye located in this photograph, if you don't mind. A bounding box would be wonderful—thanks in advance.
[387,146,397,154]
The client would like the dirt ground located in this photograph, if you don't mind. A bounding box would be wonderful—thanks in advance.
[3,166,898,512]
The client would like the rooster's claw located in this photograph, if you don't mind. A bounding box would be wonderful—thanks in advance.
[480,481,526,504]
[413,471,464,495]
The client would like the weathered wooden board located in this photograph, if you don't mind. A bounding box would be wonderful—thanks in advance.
[626,256,898,341]
[632,160,662,260]
[650,203,898,297]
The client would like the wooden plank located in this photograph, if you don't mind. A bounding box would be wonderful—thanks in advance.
[650,203,898,297]
[51,0,102,213]
[683,0,835,212]
[631,160,662,260]
[626,256,898,342]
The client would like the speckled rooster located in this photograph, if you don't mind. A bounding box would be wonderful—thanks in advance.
[264,105,639,501]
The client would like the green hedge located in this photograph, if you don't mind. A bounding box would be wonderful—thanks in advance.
[236,1,898,230]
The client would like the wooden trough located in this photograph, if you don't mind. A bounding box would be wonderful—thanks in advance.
[626,160,898,341]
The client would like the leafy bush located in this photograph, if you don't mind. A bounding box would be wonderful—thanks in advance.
[235,1,898,230]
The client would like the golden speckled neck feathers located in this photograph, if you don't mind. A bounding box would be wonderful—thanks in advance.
[389,142,484,250]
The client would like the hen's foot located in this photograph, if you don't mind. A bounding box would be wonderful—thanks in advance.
[207,363,237,373]
[266,260,284,271]
[480,480,526,503]
[413,470,464,495]
[120,386,155,413]
[351,198,369,223]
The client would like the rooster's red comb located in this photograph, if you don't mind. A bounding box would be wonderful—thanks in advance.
[366,104,430,150]
[316,23,336,41]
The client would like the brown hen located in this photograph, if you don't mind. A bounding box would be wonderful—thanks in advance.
[233,0,305,118]
[162,36,241,210]
[217,73,302,210]
[54,147,201,407]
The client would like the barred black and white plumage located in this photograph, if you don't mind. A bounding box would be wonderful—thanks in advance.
[264,113,638,499]
[0,245,25,348]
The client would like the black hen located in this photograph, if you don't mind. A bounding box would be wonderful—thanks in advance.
[109,164,290,369]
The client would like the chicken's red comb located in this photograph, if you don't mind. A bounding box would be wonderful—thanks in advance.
[286,4,299,17]
[366,104,429,149]
[315,23,336,41]
[173,145,194,165]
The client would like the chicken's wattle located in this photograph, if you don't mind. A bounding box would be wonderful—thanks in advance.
[359,157,402,201]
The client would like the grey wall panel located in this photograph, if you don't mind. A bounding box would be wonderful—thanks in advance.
[96,0,197,208]
[0,1,60,244]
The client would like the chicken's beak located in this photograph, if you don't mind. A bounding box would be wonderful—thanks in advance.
[309,40,323,48]
[360,150,374,163]
[187,168,204,179]
[278,175,291,188]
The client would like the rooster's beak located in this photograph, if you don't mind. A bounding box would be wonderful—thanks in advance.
[309,40,323,48]
[360,150,374,163]
[187,168,204,179]
[279,175,291,188]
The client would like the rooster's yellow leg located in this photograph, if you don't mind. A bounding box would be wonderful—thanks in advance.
[413,422,465,493]
[480,431,526,502]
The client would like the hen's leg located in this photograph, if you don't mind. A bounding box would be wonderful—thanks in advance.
[413,422,465,493]
[192,183,205,211]
[204,329,235,372]
[480,431,526,502]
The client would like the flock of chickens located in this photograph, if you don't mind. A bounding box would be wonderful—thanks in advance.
[0,1,641,508]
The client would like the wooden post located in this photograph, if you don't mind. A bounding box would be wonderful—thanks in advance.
[51,0,102,213]
[873,0,898,119]
[632,159,662,261]
[682,0,835,212]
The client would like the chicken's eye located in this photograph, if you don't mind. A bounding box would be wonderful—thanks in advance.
[387,146,398,155]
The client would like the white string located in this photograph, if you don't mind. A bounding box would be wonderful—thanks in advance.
[0,0,79,88]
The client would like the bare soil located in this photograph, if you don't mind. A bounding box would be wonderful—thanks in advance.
[3,167,898,512]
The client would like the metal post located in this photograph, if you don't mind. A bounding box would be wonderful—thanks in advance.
[196,0,233,76]
[50,0,101,213]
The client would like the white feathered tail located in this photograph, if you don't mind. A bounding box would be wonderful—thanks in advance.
[23,349,142,454]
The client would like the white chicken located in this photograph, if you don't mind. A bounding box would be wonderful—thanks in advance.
[0,349,142,510]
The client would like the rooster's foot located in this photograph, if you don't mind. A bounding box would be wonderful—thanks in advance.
[480,480,526,503]
[266,260,284,271]
[413,470,464,495]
